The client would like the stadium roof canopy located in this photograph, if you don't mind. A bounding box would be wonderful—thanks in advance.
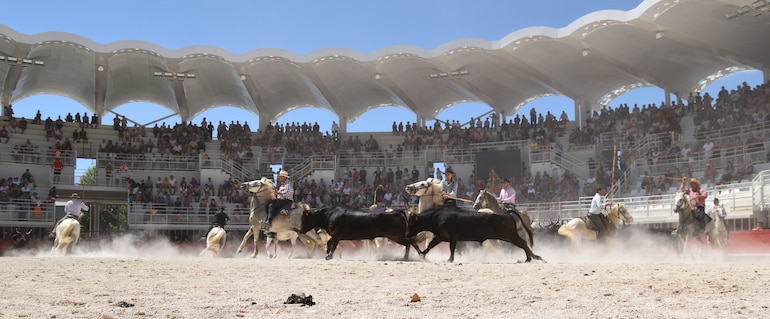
[0,0,768,128]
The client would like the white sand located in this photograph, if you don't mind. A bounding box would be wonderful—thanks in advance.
[3,237,769,319]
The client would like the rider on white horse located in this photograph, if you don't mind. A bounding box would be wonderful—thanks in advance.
[673,177,708,236]
[588,187,611,242]
[49,192,88,238]
[496,178,517,211]
[440,168,458,207]
[706,198,727,228]
[201,206,230,240]
[264,170,294,230]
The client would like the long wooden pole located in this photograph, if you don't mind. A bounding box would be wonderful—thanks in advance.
[610,144,617,201]
[640,175,690,181]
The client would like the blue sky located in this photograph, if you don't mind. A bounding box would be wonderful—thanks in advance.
[2,0,763,134]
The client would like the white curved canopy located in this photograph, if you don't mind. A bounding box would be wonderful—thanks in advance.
[0,0,768,126]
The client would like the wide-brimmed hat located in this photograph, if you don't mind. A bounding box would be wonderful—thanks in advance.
[278,170,290,178]
[689,178,700,185]
[502,178,511,183]
[71,193,80,199]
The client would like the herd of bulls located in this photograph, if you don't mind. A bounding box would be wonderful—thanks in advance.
[232,178,709,262]
[232,178,548,263]
[297,203,544,263]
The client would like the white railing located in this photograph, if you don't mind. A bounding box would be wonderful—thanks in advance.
[520,180,755,224]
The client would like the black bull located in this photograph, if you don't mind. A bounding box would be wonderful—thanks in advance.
[299,206,421,260]
[407,206,543,263]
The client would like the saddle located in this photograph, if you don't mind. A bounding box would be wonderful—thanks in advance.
[582,215,606,231]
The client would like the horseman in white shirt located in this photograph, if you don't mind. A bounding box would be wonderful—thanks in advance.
[496,178,517,211]
[49,193,89,238]
[263,170,294,229]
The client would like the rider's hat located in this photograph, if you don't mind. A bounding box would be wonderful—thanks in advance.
[689,178,700,186]
[444,167,454,175]
[71,192,80,199]
[278,170,290,178]
[502,178,511,183]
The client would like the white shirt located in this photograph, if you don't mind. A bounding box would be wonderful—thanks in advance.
[706,204,727,219]
[64,199,89,217]
[588,193,606,215]
[497,185,516,205]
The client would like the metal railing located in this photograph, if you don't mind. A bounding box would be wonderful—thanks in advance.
[0,199,57,226]
[519,180,755,224]
[289,155,336,179]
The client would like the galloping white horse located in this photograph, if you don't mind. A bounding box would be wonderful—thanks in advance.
[557,203,634,248]
[672,191,700,256]
[51,218,81,256]
[236,177,276,257]
[200,226,227,257]
[706,207,729,252]
[264,202,325,259]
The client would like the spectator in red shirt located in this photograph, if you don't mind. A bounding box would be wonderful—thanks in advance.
[52,158,64,184]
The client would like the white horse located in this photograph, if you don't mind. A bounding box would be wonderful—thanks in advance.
[236,177,276,257]
[705,205,729,253]
[51,218,81,256]
[264,203,325,259]
[557,203,634,249]
[200,226,227,257]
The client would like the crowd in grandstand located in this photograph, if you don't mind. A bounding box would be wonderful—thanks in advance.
[1,80,768,215]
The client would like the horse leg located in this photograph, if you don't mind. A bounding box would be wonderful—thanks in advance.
[287,233,298,259]
[237,227,253,255]
[265,237,275,258]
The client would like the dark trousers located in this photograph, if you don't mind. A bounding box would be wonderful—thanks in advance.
[695,206,707,230]
[588,214,607,238]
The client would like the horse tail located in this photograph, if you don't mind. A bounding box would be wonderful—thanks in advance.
[58,219,79,243]
[509,209,535,247]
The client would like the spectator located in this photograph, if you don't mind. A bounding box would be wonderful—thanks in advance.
[0,126,9,143]
[52,158,63,184]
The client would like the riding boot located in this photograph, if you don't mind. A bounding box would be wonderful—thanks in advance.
[49,219,62,238]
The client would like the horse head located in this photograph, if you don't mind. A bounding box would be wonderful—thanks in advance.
[404,179,436,196]
[405,178,443,212]
[243,177,275,194]
[472,189,500,211]
[673,192,691,214]
[246,177,276,208]
[608,203,634,225]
